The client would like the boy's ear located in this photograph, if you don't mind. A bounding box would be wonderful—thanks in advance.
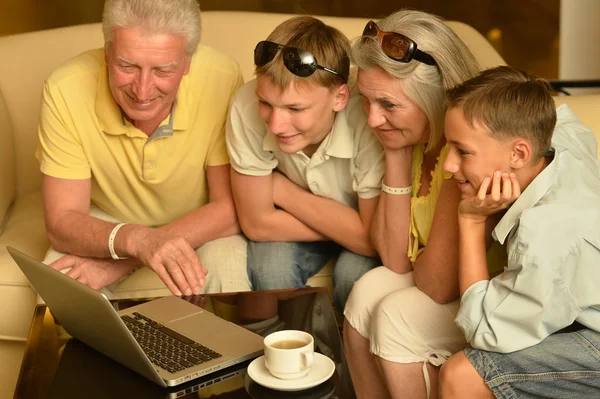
[510,139,533,169]
[332,84,350,112]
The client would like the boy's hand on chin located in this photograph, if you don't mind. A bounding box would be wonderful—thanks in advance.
[459,171,521,223]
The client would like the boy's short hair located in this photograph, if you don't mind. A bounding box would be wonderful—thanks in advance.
[446,66,556,161]
[256,16,350,90]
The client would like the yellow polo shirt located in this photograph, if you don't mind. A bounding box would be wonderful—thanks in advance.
[37,46,243,226]
[227,80,385,210]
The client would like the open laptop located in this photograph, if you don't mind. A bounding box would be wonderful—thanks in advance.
[8,246,264,388]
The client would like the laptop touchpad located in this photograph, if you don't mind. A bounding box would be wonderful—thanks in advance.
[135,296,203,323]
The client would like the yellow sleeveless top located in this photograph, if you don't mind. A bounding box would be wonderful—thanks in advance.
[406,144,505,276]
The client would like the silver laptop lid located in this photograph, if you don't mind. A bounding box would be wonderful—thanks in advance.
[8,247,166,386]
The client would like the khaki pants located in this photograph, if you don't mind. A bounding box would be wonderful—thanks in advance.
[42,206,251,300]
[344,266,468,398]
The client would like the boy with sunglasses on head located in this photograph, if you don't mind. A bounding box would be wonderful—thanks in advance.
[226,16,384,311]
[439,66,600,398]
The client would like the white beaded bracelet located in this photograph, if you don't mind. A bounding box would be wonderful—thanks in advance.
[382,183,412,195]
[108,223,129,260]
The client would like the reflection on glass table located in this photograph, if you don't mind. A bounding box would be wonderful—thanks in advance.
[15,287,355,399]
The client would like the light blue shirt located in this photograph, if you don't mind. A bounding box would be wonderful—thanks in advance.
[456,105,600,353]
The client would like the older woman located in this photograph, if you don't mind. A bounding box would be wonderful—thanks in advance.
[343,9,504,399]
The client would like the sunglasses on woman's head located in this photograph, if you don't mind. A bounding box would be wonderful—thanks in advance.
[254,40,347,82]
[362,20,436,66]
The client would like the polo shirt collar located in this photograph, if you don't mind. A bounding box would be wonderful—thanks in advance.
[492,148,559,244]
[261,107,354,158]
[324,108,354,159]
[95,62,191,137]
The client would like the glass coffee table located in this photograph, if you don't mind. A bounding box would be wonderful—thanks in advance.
[14,287,355,399]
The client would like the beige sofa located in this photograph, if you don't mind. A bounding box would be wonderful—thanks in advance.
[0,10,598,397]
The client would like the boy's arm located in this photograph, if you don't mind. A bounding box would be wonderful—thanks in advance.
[159,164,240,246]
[230,169,325,242]
[457,172,520,292]
[456,235,580,353]
[272,172,378,257]
[454,171,577,353]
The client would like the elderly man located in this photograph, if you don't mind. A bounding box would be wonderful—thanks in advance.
[36,0,249,299]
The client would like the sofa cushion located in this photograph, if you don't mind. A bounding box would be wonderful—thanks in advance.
[0,92,15,232]
[307,262,334,295]
[0,191,48,285]
[554,95,600,158]
[0,24,103,198]
[0,341,27,397]
[0,191,47,340]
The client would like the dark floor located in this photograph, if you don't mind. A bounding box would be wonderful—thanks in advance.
[0,0,559,79]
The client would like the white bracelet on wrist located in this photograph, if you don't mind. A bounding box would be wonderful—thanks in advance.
[108,223,128,260]
[382,182,412,195]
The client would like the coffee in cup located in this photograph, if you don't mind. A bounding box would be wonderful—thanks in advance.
[263,330,314,379]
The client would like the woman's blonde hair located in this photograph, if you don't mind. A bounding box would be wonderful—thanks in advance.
[256,16,350,90]
[352,9,480,151]
[102,0,201,57]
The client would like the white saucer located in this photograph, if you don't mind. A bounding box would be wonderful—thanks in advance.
[247,353,335,392]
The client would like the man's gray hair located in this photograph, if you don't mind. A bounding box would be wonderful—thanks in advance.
[102,0,202,56]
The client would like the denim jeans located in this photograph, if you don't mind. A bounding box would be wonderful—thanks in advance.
[465,328,600,398]
[247,241,379,311]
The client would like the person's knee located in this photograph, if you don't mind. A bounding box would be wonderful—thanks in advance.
[197,235,251,292]
[247,242,296,289]
[334,253,378,287]
[344,267,406,341]
[344,267,378,307]
[343,317,365,353]
[439,353,463,398]
[439,351,487,399]
[333,283,350,312]
[370,291,404,336]
[341,266,387,312]
[251,267,300,290]
[333,258,378,311]
[247,241,316,290]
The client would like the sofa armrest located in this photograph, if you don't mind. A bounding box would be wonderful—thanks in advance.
[553,94,600,158]
[0,91,16,233]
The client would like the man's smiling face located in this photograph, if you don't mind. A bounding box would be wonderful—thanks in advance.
[105,26,191,134]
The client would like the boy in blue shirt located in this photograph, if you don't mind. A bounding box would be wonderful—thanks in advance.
[439,66,600,398]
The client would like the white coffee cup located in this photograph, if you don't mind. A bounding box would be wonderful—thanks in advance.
[263,330,314,380]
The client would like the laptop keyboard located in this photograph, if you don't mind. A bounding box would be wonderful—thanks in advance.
[121,312,222,374]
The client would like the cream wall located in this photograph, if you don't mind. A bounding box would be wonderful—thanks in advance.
[559,0,600,94]
[0,0,103,35]
[0,0,559,79]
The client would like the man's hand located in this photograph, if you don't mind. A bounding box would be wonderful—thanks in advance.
[128,227,207,296]
[271,171,300,208]
[49,255,136,290]
[459,171,521,223]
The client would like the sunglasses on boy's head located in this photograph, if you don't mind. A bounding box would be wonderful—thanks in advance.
[254,40,347,82]
[362,20,436,66]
